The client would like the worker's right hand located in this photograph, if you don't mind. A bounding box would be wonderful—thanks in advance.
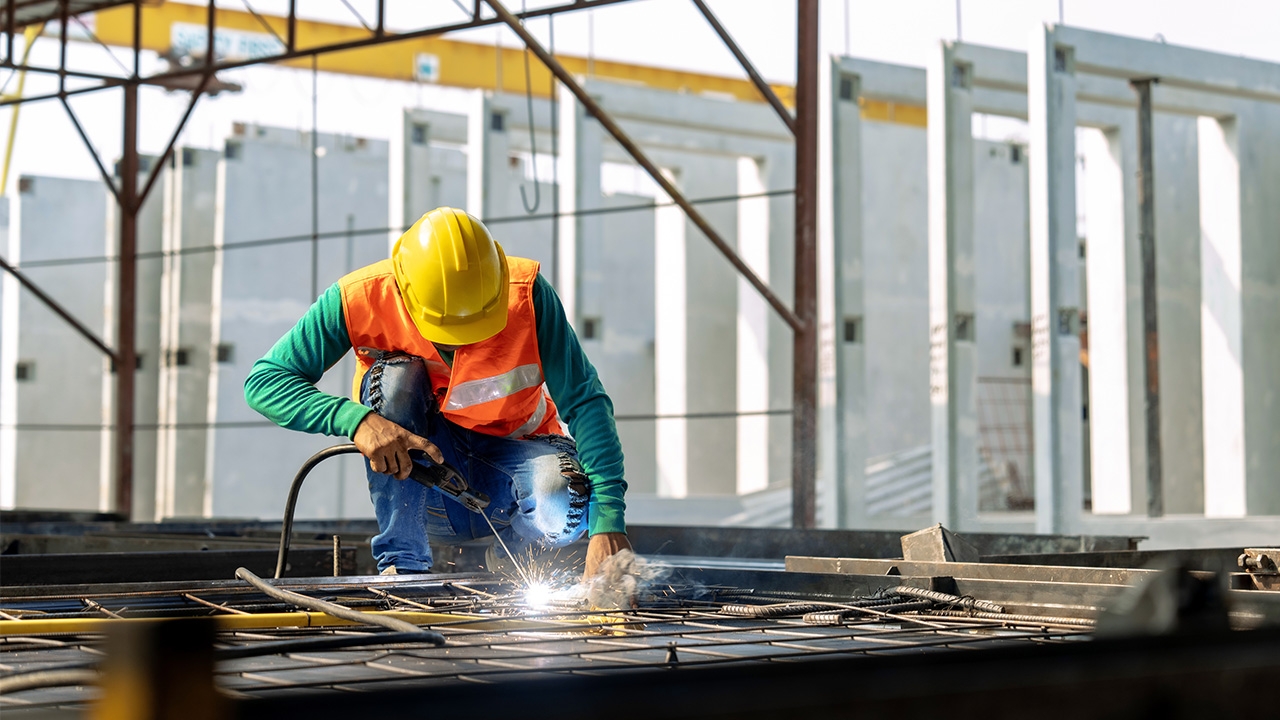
[352,412,443,480]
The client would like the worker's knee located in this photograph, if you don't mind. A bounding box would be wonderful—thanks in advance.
[360,352,433,428]
[520,436,589,547]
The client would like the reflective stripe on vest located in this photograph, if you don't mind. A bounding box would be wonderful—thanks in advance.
[445,363,543,411]
[506,390,548,439]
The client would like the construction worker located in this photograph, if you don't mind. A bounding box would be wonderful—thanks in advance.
[244,207,630,578]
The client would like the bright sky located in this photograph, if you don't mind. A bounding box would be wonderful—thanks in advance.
[3,0,1278,193]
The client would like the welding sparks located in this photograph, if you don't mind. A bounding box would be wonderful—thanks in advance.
[523,582,554,609]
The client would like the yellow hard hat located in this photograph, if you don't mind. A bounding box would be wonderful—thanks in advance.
[392,207,509,345]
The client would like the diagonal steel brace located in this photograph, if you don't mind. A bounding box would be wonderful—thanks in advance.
[481,0,802,332]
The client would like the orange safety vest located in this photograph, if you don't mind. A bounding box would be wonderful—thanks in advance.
[338,256,565,439]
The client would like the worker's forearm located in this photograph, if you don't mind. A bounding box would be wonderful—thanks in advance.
[243,283,371,438]
[531,275,628,536]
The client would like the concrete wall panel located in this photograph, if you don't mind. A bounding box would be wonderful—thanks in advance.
[209,126,388,520]
[2,177,109,511]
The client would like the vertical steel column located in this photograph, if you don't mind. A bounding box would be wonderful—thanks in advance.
[1131,78,1162,517]
[115,82,139,518]
[792,0,819,529]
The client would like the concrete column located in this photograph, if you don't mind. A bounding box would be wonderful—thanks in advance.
[826,62,866,528]
[927,42,980,530]
[1198,116,1245,517]
[1238,110,1280,516]
[1028,28,1084,533]
[736,156,770,495]
[155,147,219,520]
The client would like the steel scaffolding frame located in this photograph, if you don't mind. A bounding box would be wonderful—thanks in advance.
[0,0,822,526]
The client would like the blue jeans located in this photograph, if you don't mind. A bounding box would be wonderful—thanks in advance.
[361,352,589,573]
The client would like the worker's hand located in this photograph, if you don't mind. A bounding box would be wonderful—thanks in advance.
[584,532,632,580]
[353,412,442,480]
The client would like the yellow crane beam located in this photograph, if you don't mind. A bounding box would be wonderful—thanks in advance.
[85,2,923,126]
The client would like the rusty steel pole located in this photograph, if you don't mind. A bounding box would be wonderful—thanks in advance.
[114,81,139,519]
[792,0,819,529]
[1132,77,1162,517]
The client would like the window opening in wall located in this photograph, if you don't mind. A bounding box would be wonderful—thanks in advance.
[15,361,33,381]
[225,141,242,160]
[843,316,862,344]
[581,317,600,340]
[182,148,197,167]
[1012,347,1024,367]
[954,313,974,342]
[216,343,235,363]
[1010,144,1022,164]
[838,75,855,102]
[17,176,32,193]
[490,112,506,132]
[411,123,428,145]
[166,348,191,367]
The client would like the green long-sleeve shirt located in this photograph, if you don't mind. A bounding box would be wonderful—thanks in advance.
[243,274,627,536]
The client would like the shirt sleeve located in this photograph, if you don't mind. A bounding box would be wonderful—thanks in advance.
[531,274,628,536]
[243,283,373,438]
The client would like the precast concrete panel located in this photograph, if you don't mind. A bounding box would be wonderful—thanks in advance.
[825,58,935,529]
[156,147,220,519]
[562,80,795,502]
[209,125,388,520]
[1151,115,1204,513]
[860,120,930,465]
[393,108,468,243]
[593,193,657,494]
[1032,26,1280,525]
[469,93,558,271]
[3,177,109,511]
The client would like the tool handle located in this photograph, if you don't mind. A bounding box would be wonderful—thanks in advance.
[407,460,491,514]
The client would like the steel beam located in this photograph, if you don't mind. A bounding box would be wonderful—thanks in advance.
[0,255,117,360]
[1131,78,1162,518]
[791,0,819,528]
[690,0,795,135]
[115,81,138,519]
[480,0,801,330]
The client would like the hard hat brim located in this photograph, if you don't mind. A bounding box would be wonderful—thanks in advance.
[407,297,508,345]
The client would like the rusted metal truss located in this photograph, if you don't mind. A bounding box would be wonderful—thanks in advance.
[0,0,821,527]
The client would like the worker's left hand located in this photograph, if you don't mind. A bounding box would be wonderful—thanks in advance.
[584,532,632,580]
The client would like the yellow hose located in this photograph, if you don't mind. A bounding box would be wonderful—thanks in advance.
[0,609,590,636]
